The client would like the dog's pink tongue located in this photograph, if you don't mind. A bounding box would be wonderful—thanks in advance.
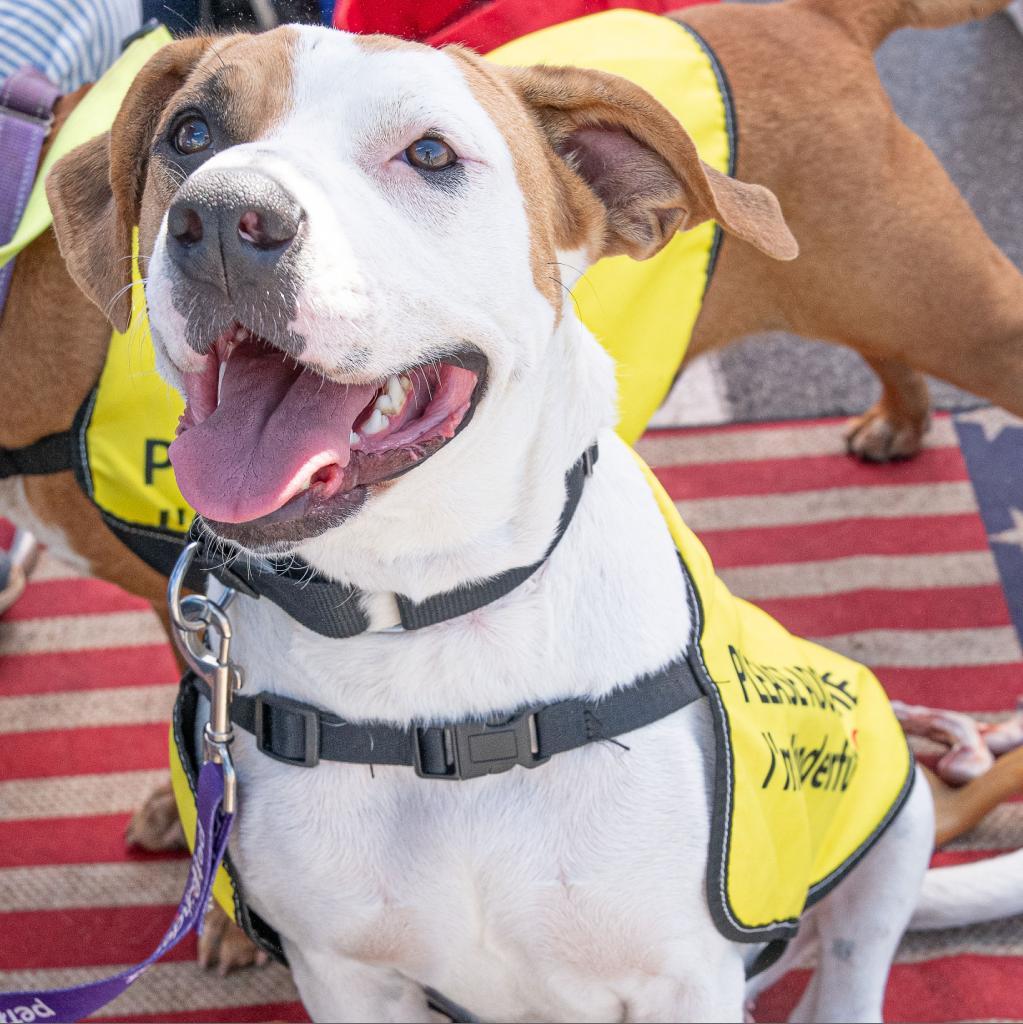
[170,342,377,523]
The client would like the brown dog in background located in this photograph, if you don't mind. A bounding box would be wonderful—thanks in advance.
[2,0,1021,971]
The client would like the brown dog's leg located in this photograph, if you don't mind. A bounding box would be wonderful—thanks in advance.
[681,2,1023,447]
[845,357,932,461]
[925,746,1023,847]
[198,903,271,975]
[125,780,186,851]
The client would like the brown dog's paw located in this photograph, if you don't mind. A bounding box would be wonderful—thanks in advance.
[198,902,270,976]
[125,781,187,852]
[844,405,929,463]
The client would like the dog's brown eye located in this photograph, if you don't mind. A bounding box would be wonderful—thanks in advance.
[404,137,456,171]
[173,116,211,156]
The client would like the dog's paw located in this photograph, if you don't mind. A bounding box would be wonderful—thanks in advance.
[125,780,187,851]
[844,405,929,462]
[198,902,270,976]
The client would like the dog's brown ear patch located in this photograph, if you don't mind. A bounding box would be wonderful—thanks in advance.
[46,36,213,332]
[504,64,799,263]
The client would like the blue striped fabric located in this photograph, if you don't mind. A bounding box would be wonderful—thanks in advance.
[0,0,142,93]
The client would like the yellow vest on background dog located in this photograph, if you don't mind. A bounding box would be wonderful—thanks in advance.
[1,11,912,961]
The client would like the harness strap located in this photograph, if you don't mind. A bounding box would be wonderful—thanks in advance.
[188,651,703,779]
[197,443,599,639]
[0,67,60,312]
[0,429,73,478]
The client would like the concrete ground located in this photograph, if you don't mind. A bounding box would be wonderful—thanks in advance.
[656,2,1023,427]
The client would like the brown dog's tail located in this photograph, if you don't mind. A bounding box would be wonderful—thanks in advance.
[797,0,1013,49]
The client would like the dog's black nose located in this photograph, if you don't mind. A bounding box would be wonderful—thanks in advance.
[167,170,304,295]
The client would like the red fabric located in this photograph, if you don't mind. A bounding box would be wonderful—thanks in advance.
[334,0,711,52]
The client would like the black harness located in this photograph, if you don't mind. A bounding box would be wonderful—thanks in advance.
[183,441,705,780]
[0,430,73,478]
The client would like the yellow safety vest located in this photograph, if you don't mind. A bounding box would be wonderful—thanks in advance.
[2,10,730,570]
[168,450,912,956]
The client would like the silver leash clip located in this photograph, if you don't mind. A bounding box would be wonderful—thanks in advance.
[168,542,242,814]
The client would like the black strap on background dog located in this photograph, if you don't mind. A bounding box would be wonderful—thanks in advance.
[186,649,703,778]
[0,430,72,478]
[195,443,599,639]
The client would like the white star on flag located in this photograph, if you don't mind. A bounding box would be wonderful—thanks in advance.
[990,507,1023,555]
[957,407,1023,443]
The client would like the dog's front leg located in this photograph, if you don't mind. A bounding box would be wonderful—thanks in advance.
[285,943,436,1023]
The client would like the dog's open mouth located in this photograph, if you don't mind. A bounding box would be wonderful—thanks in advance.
[169,324,484,543]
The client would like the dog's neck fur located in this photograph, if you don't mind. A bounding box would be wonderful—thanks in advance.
[295,305,618,611]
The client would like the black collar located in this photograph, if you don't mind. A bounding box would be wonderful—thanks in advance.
[195,443,599,638]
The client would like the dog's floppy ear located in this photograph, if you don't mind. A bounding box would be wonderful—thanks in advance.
[503,64,798,263]
[46,36,212,332]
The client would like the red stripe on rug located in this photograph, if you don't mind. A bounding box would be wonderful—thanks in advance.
[0,723,168,779]
[0,645,179,696]
[653,447,967,500]
[644,413,955,440]
[0,815,185,869]
[874,665,1023,710]
[700,514,989,569]
[757,585,1012,638]
[93,1003,309,1023]
[931,848,1012,867]
[758,956,1023,1022]
[0,906,196,970]
[3,578,150,621]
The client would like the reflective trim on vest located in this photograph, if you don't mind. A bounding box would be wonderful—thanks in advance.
[636,454,914,939]
[488,11,734,444]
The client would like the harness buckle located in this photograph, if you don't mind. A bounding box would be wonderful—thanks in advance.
[413,711,549,780]
[253,692,321,768]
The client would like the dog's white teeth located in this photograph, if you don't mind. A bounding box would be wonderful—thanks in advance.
[217,360,228,402]
[363,409,389,436]
[373,374,407,416]
[399,375,412,394]
[349,430,360,446]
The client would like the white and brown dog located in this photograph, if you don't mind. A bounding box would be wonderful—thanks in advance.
[43,12,1023,1024]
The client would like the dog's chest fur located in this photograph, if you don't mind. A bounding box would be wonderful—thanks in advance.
[222,436,726,1018]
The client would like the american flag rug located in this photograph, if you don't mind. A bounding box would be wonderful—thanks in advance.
[1,409,1021,1023]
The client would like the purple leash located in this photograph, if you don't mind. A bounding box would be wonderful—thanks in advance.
[0,549,241,1024]
[0,67,61,313]
[0,762,235,1024]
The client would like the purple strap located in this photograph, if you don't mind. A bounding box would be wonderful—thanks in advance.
[0,763,234,1024]
[0,67,61,312]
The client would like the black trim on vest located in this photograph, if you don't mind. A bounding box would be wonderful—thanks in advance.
[678,551,917,948]
[194,444,599,640]
[674,21,738,292]
[172,680,288,964]
[0,430,73,478]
